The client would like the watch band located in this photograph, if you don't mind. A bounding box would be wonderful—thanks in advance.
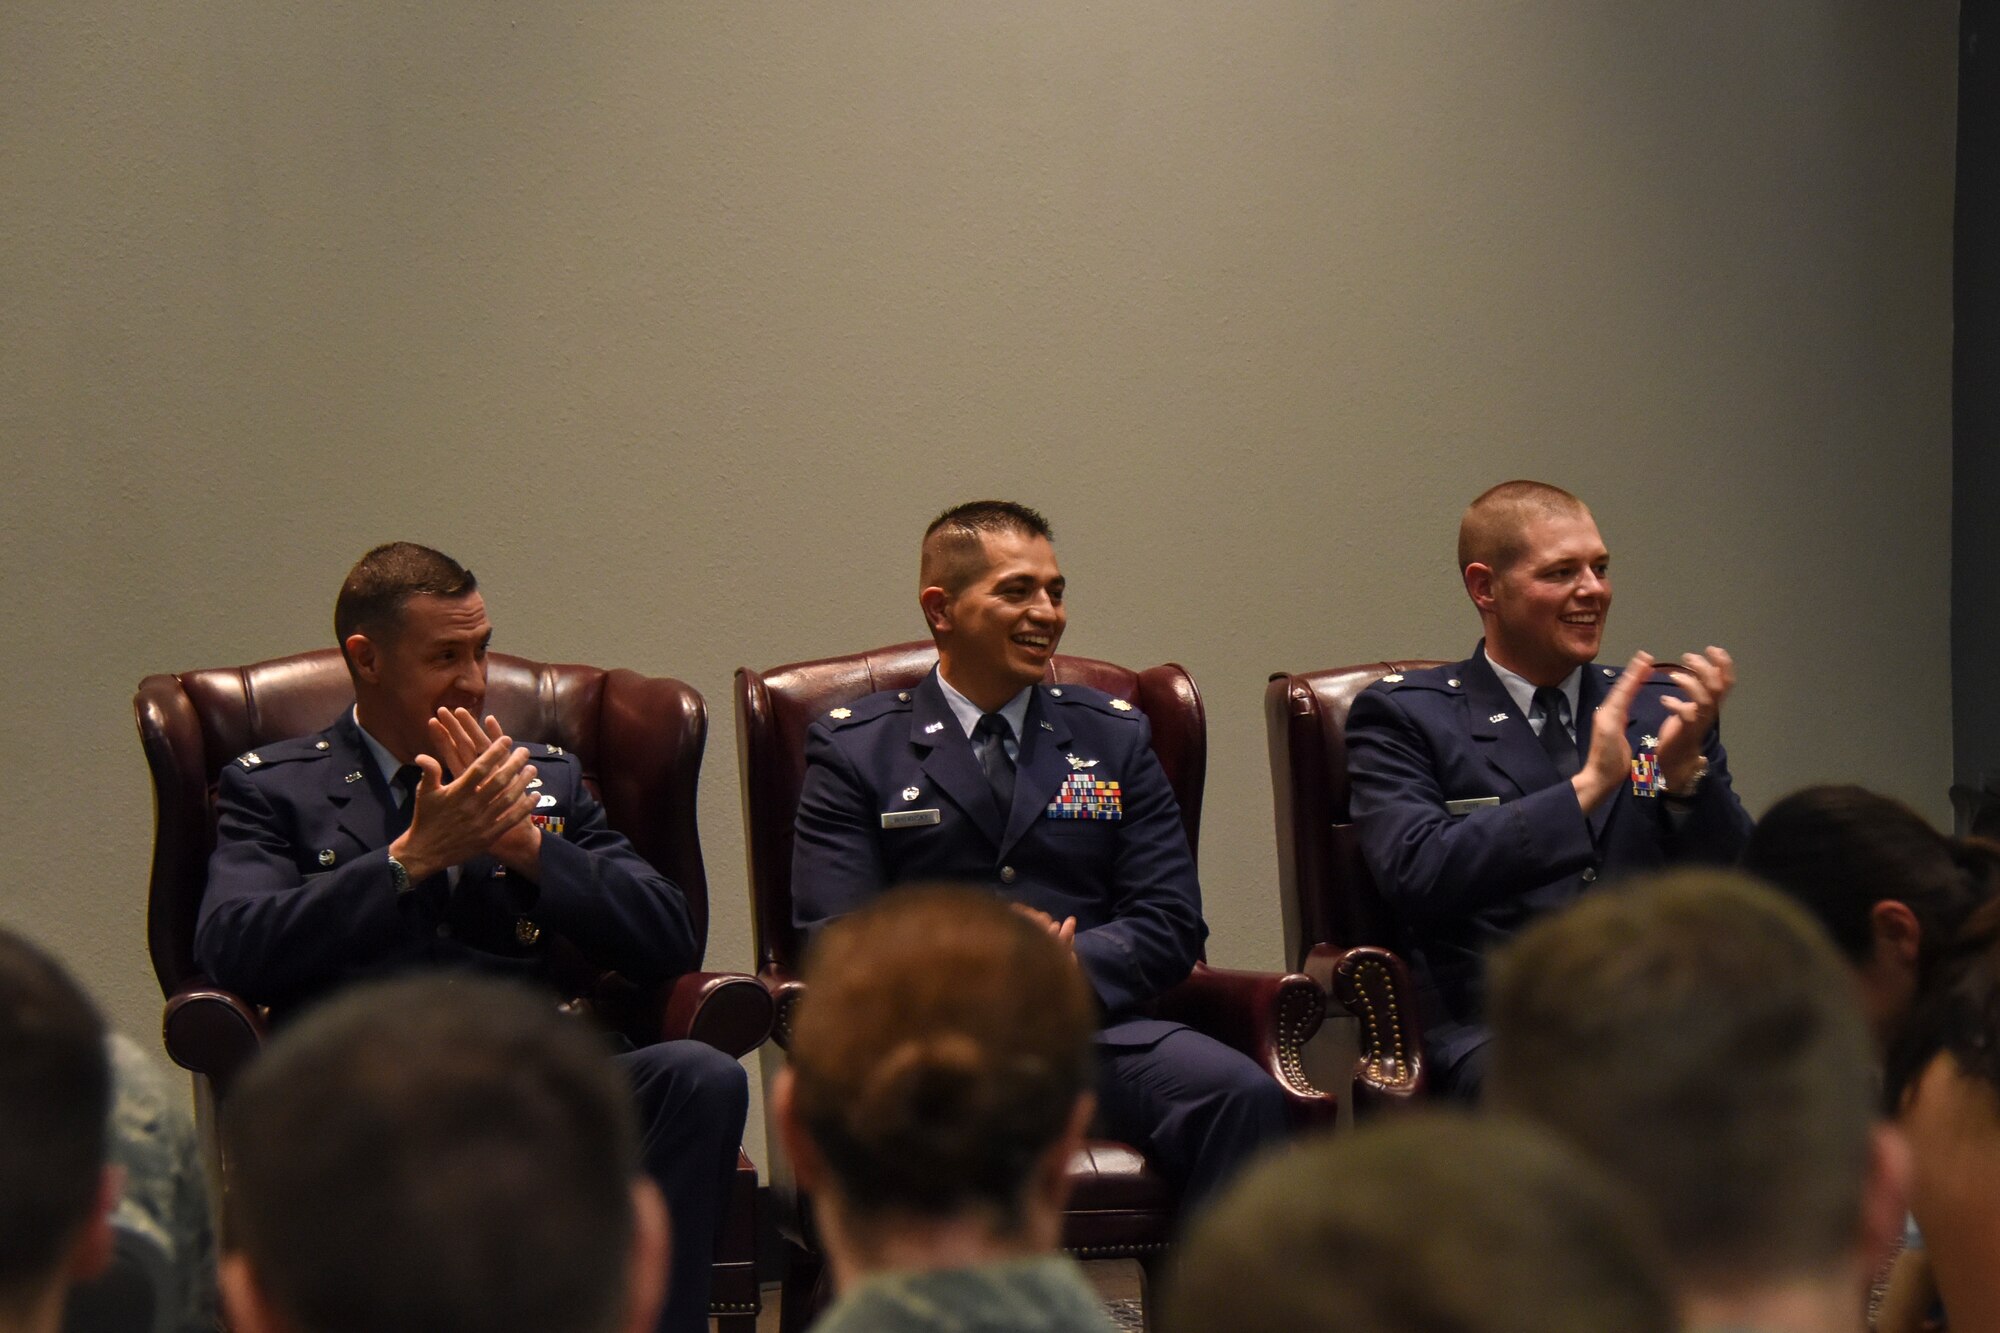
[1662,756,1710,805]
[387,854,414,895]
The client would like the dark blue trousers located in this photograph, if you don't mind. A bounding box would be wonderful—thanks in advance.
[617,1041,750,1333]
[1094,1027,1288,1215]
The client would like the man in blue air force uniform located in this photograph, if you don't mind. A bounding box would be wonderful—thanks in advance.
[1345,482,1753,1099]
[792,501,1286,1207]
[194,542,746,1333]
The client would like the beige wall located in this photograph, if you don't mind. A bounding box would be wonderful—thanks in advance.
[2,2,1957,1159]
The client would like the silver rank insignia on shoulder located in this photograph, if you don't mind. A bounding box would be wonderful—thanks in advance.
[344,771,364,783]
[924,721,945,734]
[1489,713,1509,724]
[1641,734,1659,749]
[1382,674,1404,684]
[902,785,920,801]
[317,849,335,866]
[546,745,564,757]
[239,752,262,768]
[1066,754,1099,770]
[1109,699,1133,711]
[830,707,853,720]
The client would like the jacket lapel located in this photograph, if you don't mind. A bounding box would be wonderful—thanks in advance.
[1000,689,1072,855]
[911,672,1004,847]
[327,714,394,849]
[1576,661,1648,844]
[1463,652,1558,799]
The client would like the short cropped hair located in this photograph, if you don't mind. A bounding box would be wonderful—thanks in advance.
[1456,480,1588,575]
[790,885,1095,1231]
[333,542,477,663]
[223,976,640,1333]
[1487,871,1876,1289]
[919,501,1054,597]
[1162,1112,1676,1333]
[1743,784,2000,980]
[0,929,109,1311]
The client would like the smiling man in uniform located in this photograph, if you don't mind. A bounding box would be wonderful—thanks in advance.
[791,500,1286,1208]
[1345,481,1753,1098]
[194,542,746,1333]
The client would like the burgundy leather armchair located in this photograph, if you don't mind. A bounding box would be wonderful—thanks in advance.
[1265,663,1441,1111]
[739,641,1335,1330]
[135,649,773,1329]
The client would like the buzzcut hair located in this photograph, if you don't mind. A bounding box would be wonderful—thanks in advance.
[920,501,1054,598]
[1162,1111,1676,1333]
[333,542,477,664]
[1487,871,1877,1291]
[790,884,1096,1232]
[0,929,109,1312]
[222,976,641,1333]
[1457,480,1589,575]
[1742,784,2000,981]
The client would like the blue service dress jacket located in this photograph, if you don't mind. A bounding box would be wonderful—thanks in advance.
[194,711,701,1009]
[792,669,1208,1047]
[1345,643,1753,1080]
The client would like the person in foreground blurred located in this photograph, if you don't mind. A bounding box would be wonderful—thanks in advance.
[1886,898,2000,1333]
[1161,1111,1674,1333]
[773,884,1115,1333]
[217,975,667,1333]
[0,930,116,1333]
[1487,871,1907,1333]
[1743,783,2000,1050]
[1740,785,2000,1329]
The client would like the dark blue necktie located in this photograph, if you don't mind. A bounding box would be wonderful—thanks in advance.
[385,763,423,840]
[973,712,1016,818]
[1533,687,1581,779]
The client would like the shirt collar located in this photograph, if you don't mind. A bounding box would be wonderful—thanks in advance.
[352,707,409,801]
[1483,652,1581,724]
[934,670,1033,742]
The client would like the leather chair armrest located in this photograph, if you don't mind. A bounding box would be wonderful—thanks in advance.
[161,982,267,1095]
[1306,943,1426,1110]
[760,966,807,1052]
[659,972,776,1059]
[1153,962,1339,1124]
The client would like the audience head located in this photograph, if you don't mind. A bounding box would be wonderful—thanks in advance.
[1743,783,2000,1046]
[918,502,1064,709]
[0,929,114,1328]
[1456,480,1608,685]
[1163,1111,1676,1333]
[219,975,665,1333]
[1487,870,1902,1303]
[776,884,1096,1267]
[333,542,489,759]
[1883,897,2000,1328]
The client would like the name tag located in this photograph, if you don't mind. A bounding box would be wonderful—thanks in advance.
[1445,797,1500,816]
[881,809,942,830]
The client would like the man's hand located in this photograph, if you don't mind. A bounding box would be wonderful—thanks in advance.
[1010,901,1078,952]
[1656,647,1734,792]
[389,718,539,883]
[424,708,547,878]
[1572,651,1652,814]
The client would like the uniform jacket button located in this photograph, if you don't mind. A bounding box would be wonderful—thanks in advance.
[1580,866,1598,884]
[999,866,1017,884]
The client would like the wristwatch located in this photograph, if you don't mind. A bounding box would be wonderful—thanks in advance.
[387,854,414,895]
[1662,756,1710,806]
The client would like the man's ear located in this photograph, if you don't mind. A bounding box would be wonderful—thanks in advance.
[344,632,383,685]
[619,1179,670,1333]
[62,1165,121,1284]
[1463,563,1497,613]
[918,586,953,636]
[219,1252,290,1333]
[1858,1122,1914,1270]
[1871,901,1923,969]
[771,1068,828,1193]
